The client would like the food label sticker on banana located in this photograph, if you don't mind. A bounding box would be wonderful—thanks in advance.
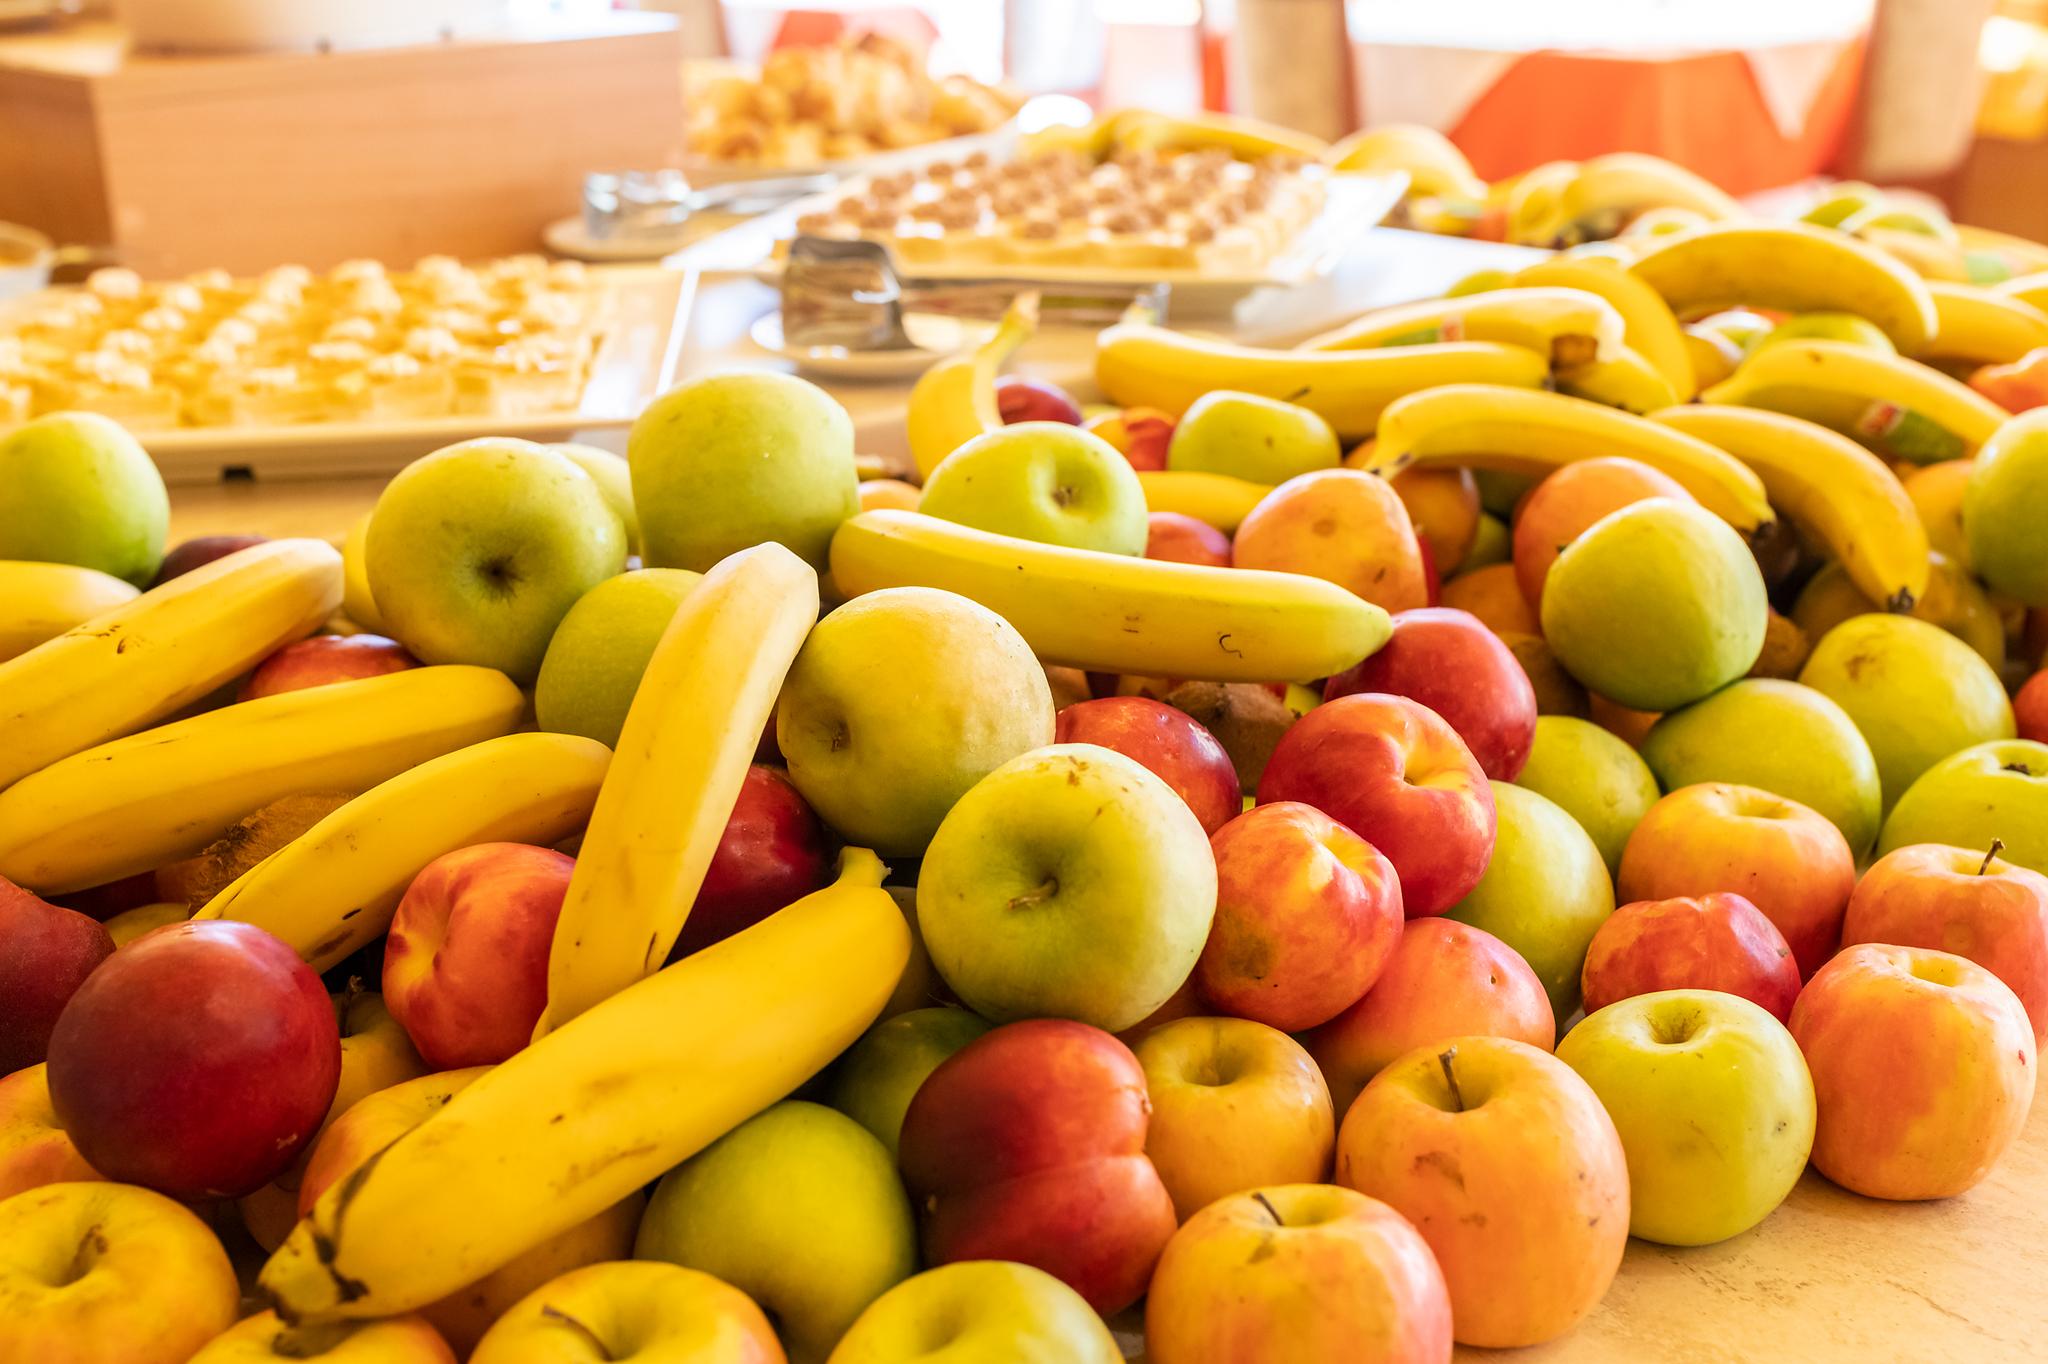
[1855,402,1965,464]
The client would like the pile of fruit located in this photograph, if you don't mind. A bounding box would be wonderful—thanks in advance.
[6,176,2048,1364]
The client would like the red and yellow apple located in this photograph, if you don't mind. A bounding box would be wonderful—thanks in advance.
[470,1261,785,1364]
[1195,803,1403,1030]
[1086,406,1176,471]
[1054,696,1242,836]
[1136,1016,1336,1221]
[1512,456,1694,607]
[829,1260,1120,1363]
[1233,469,1429,614]
[238,632,418,701]
[897,1018,1177,1315]
[675,764,834,956]
[1322,607,1539,780]
[1336,1037,1629,1348]
[1580,893,1802,1022]
[189,1312,455,1363]
[0,1064,98,1200]
[0,876,114,1075]
[1257,694,1497,918]
[1791,943,2036,1200]
[1145,511,1232,568]
[997,375,1083,426]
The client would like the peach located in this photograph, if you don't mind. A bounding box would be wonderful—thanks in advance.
[1391,465,1481,577]
[1136,1017,1336,1221]
[189,1312,455,1363]
[1146,511,1232,567]
[1439,562,1538,637]
[1195,803,1403,1030]
[1323,607,1539,779]
[1305,918,1555,1120]
[1581,893,1802,1022]
[1791,944,2036,1200]
[1511,456,1694,607]
[1619,783,1855,979]
[1232,469,1428,613]
[0,1064,98,1200]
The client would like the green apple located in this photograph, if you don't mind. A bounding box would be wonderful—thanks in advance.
[634,1100,916,1364]
[920,422,1147,555]
[0,412,168,586]
[918,743,1217,1032]
[1557,989,1815,1246]
[364,438,627,682]
[630,370,858,573]
[831,1261,1122,1364]
[533,568,702,747]
[1879,739,2048,873]
[1964,410,2048,606]
[1447,780,1614,1021]
[777,586,1054,857]
[1513,716,1660,877]
[1166,391,1341,485]
[1541,499,1767,712]
[1641,678,1883,858]
[551,442,640,558]
[1755,312,1895,354]
[1798,613,2014,811]
[827,1006,991,1160]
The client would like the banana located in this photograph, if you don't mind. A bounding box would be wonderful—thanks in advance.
[1681,325,1747,390]
[535,542,819,1035]
[339,514,385,632]
[1512,256,1696,398]
[261,847,907,1323]
[1957,224,2048,276]
[907,295,1037,479]
[1322,124,1486,201]
[1137,470,1271,533]
[1800,182,1883,229]
[830,510,1390,682]
[1621,206,1711,239]
[0,664,523,895]
[1500,160,1581,246]
[197,731,610,971]
[1299,287,1626,370]
[1360,385,1774,534]
[1995,269,2048,314]
[1922,281,2048,366]
[1525,152,1743,246]
[1112,108,1327,161]
[1554,344,1681,413]
[1649,405,1930,610]
[1700,339,2008,464]
[1860,226,1969,283]
[0,561,139,662]
[1839,202,1959,245]
[1094,323,1549,439]
[1627,222,1939,354]
[0,538,341,792]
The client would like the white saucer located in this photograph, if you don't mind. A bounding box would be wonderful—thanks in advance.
[749,311,992,381]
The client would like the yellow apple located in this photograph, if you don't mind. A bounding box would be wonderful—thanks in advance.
[1135,1017,1335,1221]
[0,1063,98,1201]
[189,1311,455,1363]
[470,1260,785,1363]
[100,902,189,948]
[828,1260,1120,1363]
[0,1180,238,1364]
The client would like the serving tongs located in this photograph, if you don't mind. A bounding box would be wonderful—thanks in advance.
[582,170,837,245]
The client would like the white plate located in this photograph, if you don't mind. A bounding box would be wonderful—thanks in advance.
[749,310,993,380]
[10,267,695,486]
[679,124,1021,188]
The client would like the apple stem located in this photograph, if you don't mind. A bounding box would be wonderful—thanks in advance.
[540,1305,614,1361]
[1006,876,1059,911]
[1981,840,2006,876]
[1438,1046,1465,1113]
[1252,1190,1284,1227]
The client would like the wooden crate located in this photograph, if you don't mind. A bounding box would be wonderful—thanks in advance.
[0,16,688,274]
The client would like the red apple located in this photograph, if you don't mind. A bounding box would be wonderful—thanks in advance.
[997,376,1084,425]
[45,919,340,1200]
[238,632,418,701]
[1146,511,1232,568]
[1322,607,1538,780]
[149,534,268,587]
[1842,843,2048,1045]
[2017,669,2048,744]
[1257,693,1497,918]
[383,843,575,1070]
[1087,407,1176,471]
[1195,803,1403,1031]
[897,1018,1177,1316]
[1580,893,1802,1022]
[1336,1037,1629,1348]
[1618,783,1855,979]
[0,877,115,1075]
[1305,918,1554,1120]
[1791,943,2036,1200]
[672,765,833,956]
[1054,697,1242,836]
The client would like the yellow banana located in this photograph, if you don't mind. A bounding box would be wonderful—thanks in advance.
[340,514,385,632]
[1621,206,1712,239]
[1554,344,1681,413]
[1681,325,1747,391]
[1839,202,1958,245]
[0,560,139,662]
[1137,470,1270,533]
[1701,339,2008,464]
[198,731,610,972]
[1860,226,1969,283]
[1513,256,1696,398]
[0,538,341,791]
[1956,224,2048,276]
[1627,222,1939,354]
[1921,281,2048,366]
[0,664,523,895]
[1094,322,1549,439]
[1111,108,1327,161]
[1529,152,1743,245]
[1323,124,1486,201]
[1299,287,1626,370]
[1995,269,2048,313]
[1361,384,1774,534]
[535,542,819,1035]
[1501,160,1582,246]
[261,848,908,1323]
[830,509,1390,682]
[1649,405,1930,610]
[1800,182,1884,230]
[907,296,1037,479]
